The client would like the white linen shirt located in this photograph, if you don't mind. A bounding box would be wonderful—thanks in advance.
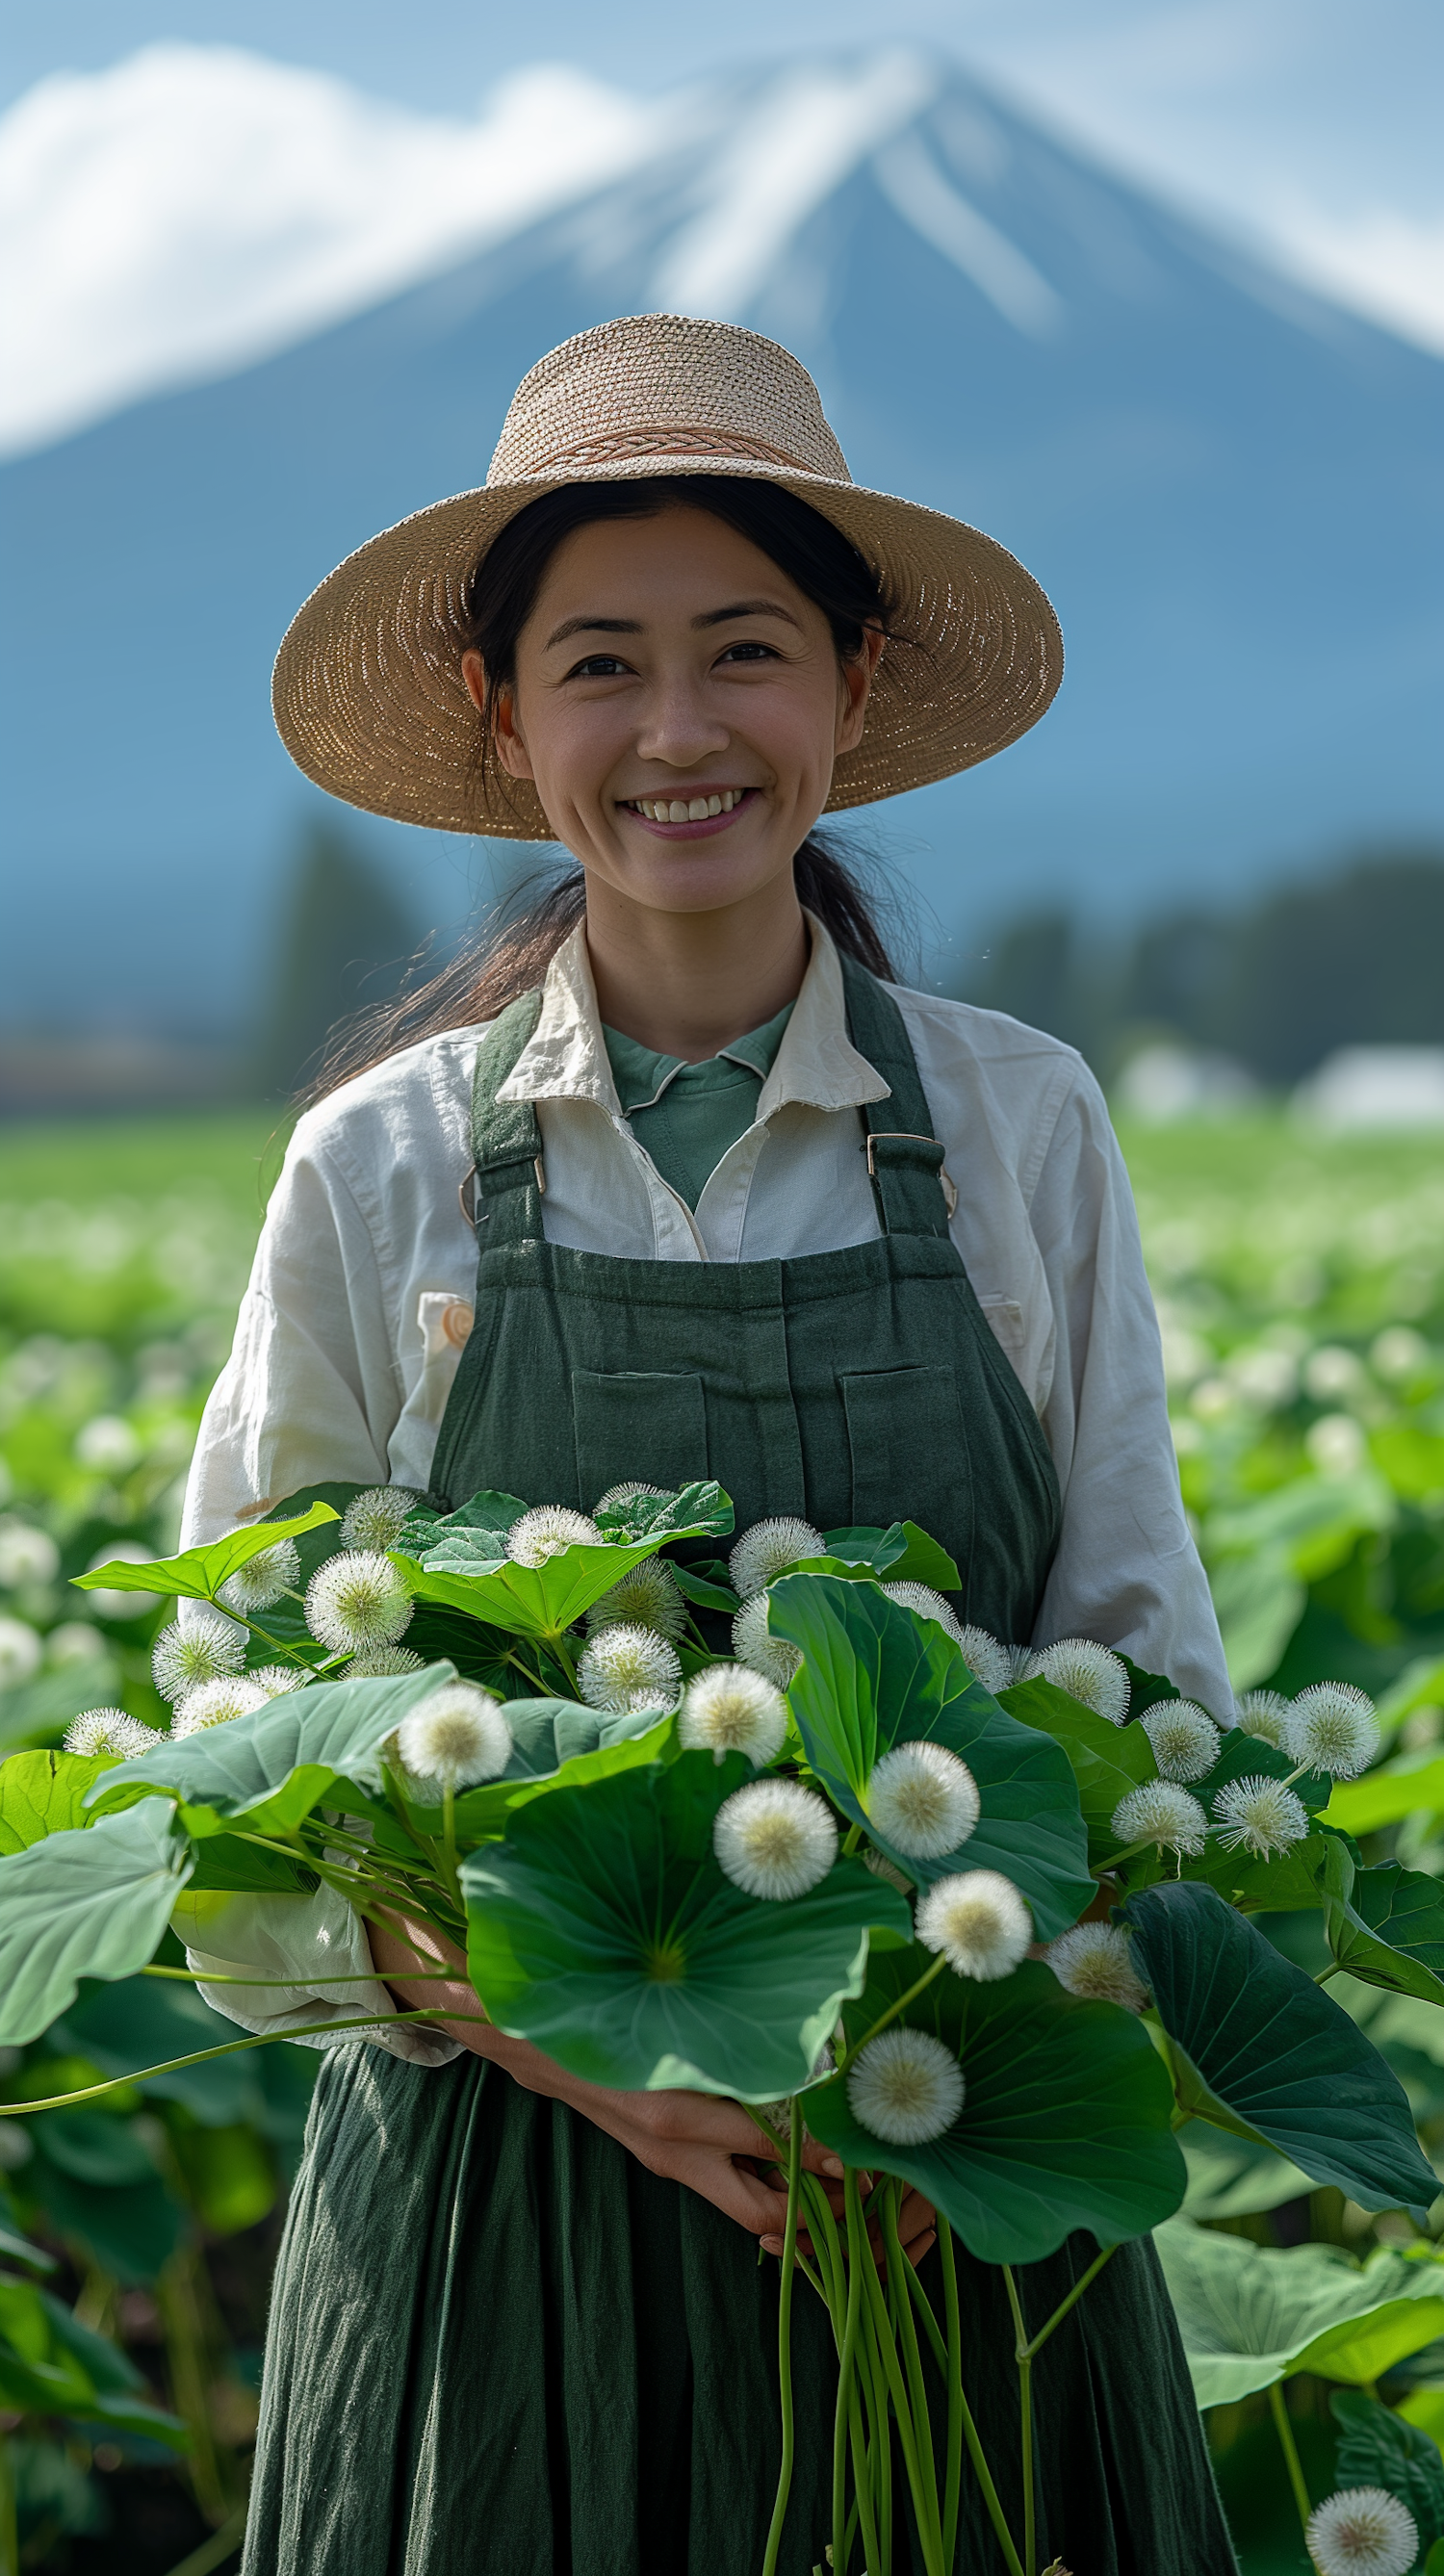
[180,917,1230,2057]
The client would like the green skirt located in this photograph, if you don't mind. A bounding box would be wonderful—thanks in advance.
[243,2048,1237,2576]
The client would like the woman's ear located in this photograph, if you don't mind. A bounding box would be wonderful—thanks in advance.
[460,650,535,782]
[836,625,886,756]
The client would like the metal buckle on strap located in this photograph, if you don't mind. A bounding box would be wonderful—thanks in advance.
[864,1131,958,1219]
[458,1156,546,1229]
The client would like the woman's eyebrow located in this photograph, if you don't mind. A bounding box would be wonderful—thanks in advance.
[543,599,803,650]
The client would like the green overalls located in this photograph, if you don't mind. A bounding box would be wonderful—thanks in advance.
[244,964,1236,2576]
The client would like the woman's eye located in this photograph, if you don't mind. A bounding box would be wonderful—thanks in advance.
[717,641,778,664]
[566,655,632,680]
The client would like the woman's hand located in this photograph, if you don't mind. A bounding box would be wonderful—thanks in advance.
[370,1909,937,2265]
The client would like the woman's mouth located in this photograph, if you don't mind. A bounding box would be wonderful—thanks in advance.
[619,787,757,837]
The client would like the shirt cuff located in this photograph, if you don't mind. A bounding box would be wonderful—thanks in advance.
[171,1883,463,2068]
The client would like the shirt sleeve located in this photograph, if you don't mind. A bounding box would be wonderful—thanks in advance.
[180,1131,402,1546]
[1027,1067,1235,1719]
[171,1885,462,2067]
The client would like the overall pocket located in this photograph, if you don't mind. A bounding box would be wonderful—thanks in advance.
[840,1364,969,1566]
[571,1369,709,1509]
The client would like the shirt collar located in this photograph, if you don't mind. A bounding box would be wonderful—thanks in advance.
[495,914,890,1116]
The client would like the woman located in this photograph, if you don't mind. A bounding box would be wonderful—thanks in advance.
[187,315,1237,2572]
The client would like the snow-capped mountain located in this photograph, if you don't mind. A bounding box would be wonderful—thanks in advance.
[1,48,1440,1031]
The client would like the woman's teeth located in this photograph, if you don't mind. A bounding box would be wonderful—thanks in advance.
[628,790,745,822]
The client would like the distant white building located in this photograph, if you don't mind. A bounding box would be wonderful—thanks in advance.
[1293,1047,1444,1129]
[1114,1043,1258,1124]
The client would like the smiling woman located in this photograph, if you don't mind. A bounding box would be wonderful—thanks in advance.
[193,314,1237,2573]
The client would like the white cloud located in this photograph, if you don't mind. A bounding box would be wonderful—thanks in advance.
[0,45,658,456]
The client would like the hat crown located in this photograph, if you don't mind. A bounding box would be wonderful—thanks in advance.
[486,313,852,486]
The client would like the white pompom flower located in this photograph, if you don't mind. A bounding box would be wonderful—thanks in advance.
[846,2028,965,2146]
[1045,1921,1149,2013]
[881,1581,966,1643]
[1305,2488,1418,2576]
[1024,1638,1130,1725]
[219,1537,300,1615]
[397,1683,512,1790]
[577,1623,683,1714]
[64,1708,164,1759]
[1235,1687,1292,1747]
[866,1741,980,1860]
[342,1646,424,1680]
[340,1486,420,1549]
[729,1517,825,1599]
[1142,1699,1222,1784]
[151,1609,246,1705]
[1110,1781,1207,1857]
[585,1558,686,1642]
[304,1552,414,1653]
[732,1593,803,1689]
[679,1664,787,1766]
[1212,1776,1310,1858]
[594,1482,667,1513]
[248,1664,308,1697]
[173,1676,271,1736]
[507,1506,601,1566]
[956,1626,1017,1695]
[915,1870,1032,1981]
[713,1779,838,1900]
[1284,1682,1380,1780]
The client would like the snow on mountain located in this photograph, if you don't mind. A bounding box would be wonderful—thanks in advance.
[0,46,658,456]
[1,49,1440,1031]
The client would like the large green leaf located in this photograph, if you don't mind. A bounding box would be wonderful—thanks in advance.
[73,1501,339,1606]
[1331,2390,1444,2547]
[1155,2218,1444,2408]
[1322,1842,1444,2008]
[769,1577,1092,1938]
[1179,2122,1315,2220]
[805,1948,1185,2263]
[85,1662,455,1837]
[462,1748,911,2099]
[403,1536,691,1640]
[0,1800,193,2045]
[0,1750,126,1853]
[1001,1678,1157,1866]
[593,1481,734,1541]
[1123,1881,1440,2216]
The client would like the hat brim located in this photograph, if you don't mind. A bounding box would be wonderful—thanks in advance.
[271,455,1063,839]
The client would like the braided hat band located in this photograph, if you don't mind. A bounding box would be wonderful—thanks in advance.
[272,314,1063,839]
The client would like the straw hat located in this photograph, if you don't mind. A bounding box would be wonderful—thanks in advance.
[272,313,1062,838]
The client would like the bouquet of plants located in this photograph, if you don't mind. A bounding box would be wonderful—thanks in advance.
[0,1476,1440,2576]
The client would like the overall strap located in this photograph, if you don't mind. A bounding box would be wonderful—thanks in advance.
[839,955,955,1241]
[465,991,547,1247]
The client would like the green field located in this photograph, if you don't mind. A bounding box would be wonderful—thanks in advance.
[3,1104,1444,2571]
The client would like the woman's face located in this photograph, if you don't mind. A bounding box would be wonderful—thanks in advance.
[462,505,882,919]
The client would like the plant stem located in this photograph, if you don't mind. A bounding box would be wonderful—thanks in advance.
[142,1964,458,1985]
[836,1951,948,2074]
[901,2246,947,2375]
[157,2238,236,2524]
[833,2171,865,2574]
[885,2186,945,2574]
[1314,1963,1342,1984]
[1018,2243,1119,2360]
[761,2099,804,2576]
[0,2008,488,2116]
[1269,2381,1313,2538]
[1003,2266,1036,2576]
[859,2202,941,2576]
[938,2221,964,2572]
[440,1784,463,1908]
[842,1821,863,1856]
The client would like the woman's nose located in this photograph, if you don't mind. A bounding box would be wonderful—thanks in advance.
[632,680,730,768]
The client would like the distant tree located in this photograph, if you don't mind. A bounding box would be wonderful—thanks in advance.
[252,824,421,1098]
[955,846,1444,1088]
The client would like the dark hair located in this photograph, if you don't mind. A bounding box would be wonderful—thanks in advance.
[302,476,904,1102]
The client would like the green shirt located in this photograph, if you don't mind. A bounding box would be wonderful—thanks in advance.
[602,1002,795,1210]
